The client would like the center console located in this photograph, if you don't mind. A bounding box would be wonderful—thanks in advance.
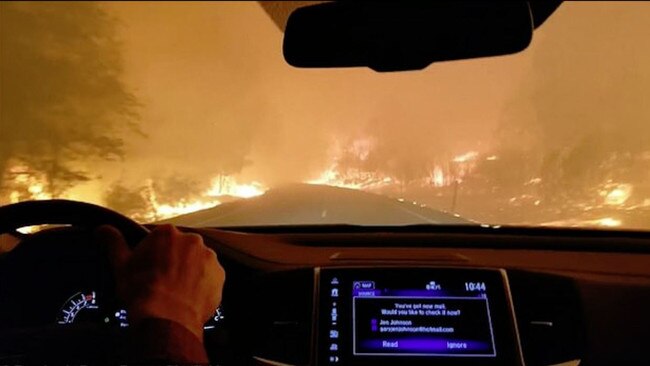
[316,267,524,365]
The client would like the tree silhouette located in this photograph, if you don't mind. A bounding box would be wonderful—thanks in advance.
[0,2,140,199]
[496,4,650,205]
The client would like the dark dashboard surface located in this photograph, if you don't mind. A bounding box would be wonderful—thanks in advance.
[1,226,649,365]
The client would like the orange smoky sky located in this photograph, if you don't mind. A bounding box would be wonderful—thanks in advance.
[100,1,531,185]
[36,1,650,217]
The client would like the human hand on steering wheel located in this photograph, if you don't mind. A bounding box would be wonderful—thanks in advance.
[96,224,226,341]
[0,200,226,364]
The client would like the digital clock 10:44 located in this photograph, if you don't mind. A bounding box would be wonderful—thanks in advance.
[465,282,487,292]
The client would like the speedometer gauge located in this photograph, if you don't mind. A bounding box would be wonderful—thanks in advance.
[57,291,100,324]
[56,290,224,329]
[203,306,225,330]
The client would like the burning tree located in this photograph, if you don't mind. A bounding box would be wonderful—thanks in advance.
[0,2,140,201]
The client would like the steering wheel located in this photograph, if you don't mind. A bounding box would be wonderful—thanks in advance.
[0,199,149,246]
[0,199,149,364]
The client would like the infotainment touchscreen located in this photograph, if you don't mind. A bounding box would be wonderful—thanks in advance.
[317,268,523,366]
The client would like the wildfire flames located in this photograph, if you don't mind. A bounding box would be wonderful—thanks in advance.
[306,166,395,191]
[4,164,267,222]
[141,177,267,222]
[135,177,267,222]
[2,147,646,229]
[7,165,53,203]
[205,176,266,199]
[601,183,633,206]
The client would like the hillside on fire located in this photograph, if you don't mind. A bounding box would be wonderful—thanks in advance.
[2,2,650,230]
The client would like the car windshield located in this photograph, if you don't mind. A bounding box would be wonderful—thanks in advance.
[2,1,650,229]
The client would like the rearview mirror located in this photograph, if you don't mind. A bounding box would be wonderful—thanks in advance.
[283,2,534,72]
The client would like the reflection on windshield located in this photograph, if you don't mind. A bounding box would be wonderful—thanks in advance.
[2,2,650,229]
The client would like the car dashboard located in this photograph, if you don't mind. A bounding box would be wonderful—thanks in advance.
[1,225,649,366]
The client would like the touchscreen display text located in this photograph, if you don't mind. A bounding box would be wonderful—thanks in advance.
[353,295,496,356]
[319,268,521,366]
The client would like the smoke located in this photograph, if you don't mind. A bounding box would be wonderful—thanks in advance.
[94,1,532,192]
[497,2,650,201]
[5,1,650,227]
